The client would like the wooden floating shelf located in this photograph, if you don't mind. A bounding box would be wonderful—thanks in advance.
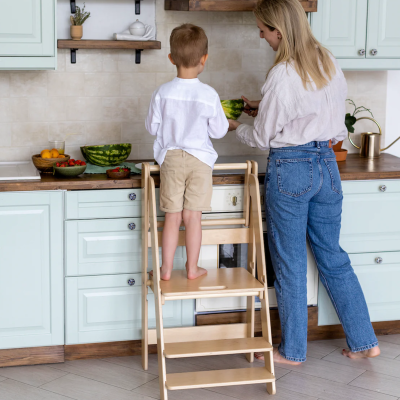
[165,0,317,12]
[57,40,161,64]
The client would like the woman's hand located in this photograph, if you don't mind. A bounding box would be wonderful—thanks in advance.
[242,96,260,118]
[228,119,241,131]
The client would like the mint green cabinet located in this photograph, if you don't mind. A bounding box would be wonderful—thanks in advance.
[0,191,64,349]
[311,0,400,70]
[0,0,57,70]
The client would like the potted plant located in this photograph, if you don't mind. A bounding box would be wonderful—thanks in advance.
[70,3,91,40]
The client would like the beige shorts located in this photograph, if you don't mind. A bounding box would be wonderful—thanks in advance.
[160,150,213,213]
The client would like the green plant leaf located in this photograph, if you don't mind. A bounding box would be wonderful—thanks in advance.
[345,113,357,133]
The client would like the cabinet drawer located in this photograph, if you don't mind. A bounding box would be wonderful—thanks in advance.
[65,189,142,220]
[65,274,194,344]
[318,251,400,325]
[341,180,400,253]
[65,218,142,276]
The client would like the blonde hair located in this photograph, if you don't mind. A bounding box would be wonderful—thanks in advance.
[170,24,208,68]
[254,0,335,90]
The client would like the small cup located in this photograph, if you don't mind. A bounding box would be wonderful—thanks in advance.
[49,140,65,155]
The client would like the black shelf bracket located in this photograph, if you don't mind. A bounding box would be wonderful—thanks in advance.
[70,0,76,13]
[135,49,142,64]
[135,0,141,14]
[71,49,78,64]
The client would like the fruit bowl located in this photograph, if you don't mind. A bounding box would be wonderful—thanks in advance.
[53,163,86,177]
[106,167,131,180]
[32,154,70,173]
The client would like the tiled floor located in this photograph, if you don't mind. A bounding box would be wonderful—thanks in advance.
[1,335,400,400]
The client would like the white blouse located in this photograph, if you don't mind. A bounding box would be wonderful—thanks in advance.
[236,57,348,149]
[146,77,228,168]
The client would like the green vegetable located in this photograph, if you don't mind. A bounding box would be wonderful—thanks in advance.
[80,144,132,166]
[221,99,244,120]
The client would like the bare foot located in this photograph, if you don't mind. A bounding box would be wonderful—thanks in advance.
[149,267,172,281]
[255,348,302,366]
[342,346,380,359]
[186,265,208,280]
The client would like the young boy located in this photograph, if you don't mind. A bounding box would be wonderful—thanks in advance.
[145,24,228,281]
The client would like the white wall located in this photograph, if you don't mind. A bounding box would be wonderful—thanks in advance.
[57,0,156,40]
[385,71,400,157]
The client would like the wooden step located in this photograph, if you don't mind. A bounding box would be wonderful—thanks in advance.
[164,337,272,358]
[166,367,275,390]
[159,268,264,301]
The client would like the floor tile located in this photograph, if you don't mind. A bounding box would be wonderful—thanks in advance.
[0,365,68,387]
[103,354,209,376]
[48,359,156,390]
[271,354,365,384]
[306,342,339,360]
[278,371,397,400]
[0,377,6,383]
[350,370,400,397]
[132,376,249,400]
[378,334,400,346]
[0,379,74,400]
[323,348,400,379]
[41,373,155,400]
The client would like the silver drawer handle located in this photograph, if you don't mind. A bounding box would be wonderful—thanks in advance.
[128,223,136,230]
[129,193,137,200]
[127,279,136,286]
[358,49,365,56]
[375,257,383,264]
[370,49,378,56]
[379,185,387,192]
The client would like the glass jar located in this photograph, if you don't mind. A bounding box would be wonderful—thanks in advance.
[49,140,65,155]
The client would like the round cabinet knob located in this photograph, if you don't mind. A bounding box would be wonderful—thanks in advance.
[128,222,136,230]
[379,185,387,192]
[375,257,383,264]
[370,49,378,56]
[358,49,366,56]
[127,278,136,286]
[129,193,136,201]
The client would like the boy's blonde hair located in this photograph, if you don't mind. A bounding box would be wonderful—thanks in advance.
[254,0,335,90]
[170,24,208,68]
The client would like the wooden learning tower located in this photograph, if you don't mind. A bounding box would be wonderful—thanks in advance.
[141,161,276,399]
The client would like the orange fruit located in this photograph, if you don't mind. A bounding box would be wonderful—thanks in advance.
[57,155,65,159]
[41,149,50,157]
[41,150,52,159]
[50,149,59,158]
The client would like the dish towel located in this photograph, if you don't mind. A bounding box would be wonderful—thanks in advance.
[113,25,155,41]
[84,162,141,174]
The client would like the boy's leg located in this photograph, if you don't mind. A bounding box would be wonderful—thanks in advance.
[182,209,207,279]
[160,211,182,280]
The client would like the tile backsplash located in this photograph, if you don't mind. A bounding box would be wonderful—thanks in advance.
[0,4,388,162]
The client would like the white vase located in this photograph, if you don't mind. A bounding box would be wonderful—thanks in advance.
[129,19,146,36]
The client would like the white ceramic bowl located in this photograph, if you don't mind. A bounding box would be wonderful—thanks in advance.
[129,19,146,36]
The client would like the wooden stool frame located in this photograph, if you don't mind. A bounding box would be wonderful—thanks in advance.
[141,161,276,399]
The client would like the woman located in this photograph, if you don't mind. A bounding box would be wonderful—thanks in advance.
[228,0,380,365]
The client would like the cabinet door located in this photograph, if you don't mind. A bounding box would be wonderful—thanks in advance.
[318,252,400,325]
[311,0,368,58]
[65,274,194,344]
[0,191,63,349]
[367,0,400,58]
[0,0,55,56]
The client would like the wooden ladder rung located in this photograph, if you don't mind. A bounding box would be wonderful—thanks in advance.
[166,368,275,390]
[164,337,272,358]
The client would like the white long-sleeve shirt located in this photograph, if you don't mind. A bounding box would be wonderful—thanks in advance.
[236,57,348,149]
[145,77,229,168]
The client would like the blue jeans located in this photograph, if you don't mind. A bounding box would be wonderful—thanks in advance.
[265,141,378,362]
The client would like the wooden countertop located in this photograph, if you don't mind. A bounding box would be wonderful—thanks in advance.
[1,154,400,192]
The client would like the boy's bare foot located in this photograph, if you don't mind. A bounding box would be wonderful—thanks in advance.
[149,267,172,281]
[342,346,380,359]
[186,264,208,280]
[255,348,302,366]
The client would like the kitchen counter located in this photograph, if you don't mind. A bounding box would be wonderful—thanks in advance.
[1,153,400,192]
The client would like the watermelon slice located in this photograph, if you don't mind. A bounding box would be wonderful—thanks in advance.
[80,144,132,166]
[221,99,245,120]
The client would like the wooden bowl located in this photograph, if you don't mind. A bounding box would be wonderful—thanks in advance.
[32,154,70,173]
[53,163,86,177]
[106,169,131,179]
[334,149,348,162]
